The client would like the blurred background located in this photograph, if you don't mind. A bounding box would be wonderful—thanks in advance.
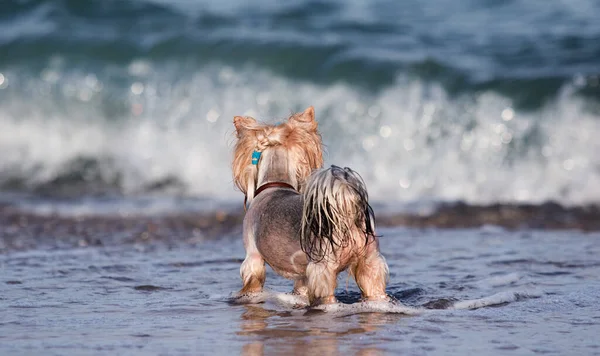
[1,0,599,214]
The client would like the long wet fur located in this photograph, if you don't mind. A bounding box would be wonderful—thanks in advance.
[231,106,389,306]
[301,166,376,262]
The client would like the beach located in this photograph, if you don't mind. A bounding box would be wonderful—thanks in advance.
[2,0,600,354]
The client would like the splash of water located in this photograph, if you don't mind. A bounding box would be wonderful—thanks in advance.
[0,64,598,206]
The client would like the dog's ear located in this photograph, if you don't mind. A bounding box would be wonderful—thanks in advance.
[289,106,317,131]
[233,116,256,136]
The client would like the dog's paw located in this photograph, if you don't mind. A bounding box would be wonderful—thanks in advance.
[228,291,267,305]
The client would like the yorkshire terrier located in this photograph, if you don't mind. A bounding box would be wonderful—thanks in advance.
[231,106,389,306]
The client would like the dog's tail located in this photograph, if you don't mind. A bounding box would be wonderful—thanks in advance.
[300,165,376,262]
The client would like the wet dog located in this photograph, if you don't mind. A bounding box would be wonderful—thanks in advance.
[231,106,389,305]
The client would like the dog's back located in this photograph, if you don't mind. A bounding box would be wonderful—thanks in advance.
[247,189,308,279]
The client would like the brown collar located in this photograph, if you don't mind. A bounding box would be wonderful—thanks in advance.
[254,182,295,197]
[244,182,296,210]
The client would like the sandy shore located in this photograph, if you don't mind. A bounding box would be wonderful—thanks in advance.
[377,202,600,231]
[1,201,599,252]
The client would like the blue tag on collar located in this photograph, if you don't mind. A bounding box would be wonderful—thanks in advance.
[251,151,261,165]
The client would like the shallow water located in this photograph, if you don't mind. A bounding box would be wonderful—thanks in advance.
[2,227,599,355]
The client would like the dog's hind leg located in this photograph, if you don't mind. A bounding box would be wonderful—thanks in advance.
[306,262,338,305]
[292,277,308,296]
[352,240,390,301]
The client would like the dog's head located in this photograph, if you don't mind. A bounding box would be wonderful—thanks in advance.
[232,106,323,195]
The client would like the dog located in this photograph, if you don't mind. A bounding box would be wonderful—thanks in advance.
[231,106,389,306]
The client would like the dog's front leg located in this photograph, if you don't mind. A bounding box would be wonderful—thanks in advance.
[239,253,266,294]
[238,227,266,295]
[306,262,337,305]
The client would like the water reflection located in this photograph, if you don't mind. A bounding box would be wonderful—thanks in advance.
[238,304,404,355]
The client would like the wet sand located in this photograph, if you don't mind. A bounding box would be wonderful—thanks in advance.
[2,201,599,252]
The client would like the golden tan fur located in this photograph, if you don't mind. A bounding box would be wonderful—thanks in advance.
[232,107,323,197]
[231,106,390,306]
[301,166,376,262]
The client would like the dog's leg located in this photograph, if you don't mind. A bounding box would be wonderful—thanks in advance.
[239,227,266,294]
[292,277,308,296]
[352,240,390,301]
[284,277,309,308]
[239,253,266,294]
[306,262,337,305]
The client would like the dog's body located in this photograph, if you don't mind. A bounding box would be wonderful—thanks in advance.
[232,107,389,305]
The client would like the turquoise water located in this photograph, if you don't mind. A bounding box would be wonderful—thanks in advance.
[1,0,599,206]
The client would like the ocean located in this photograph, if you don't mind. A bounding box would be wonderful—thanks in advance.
[1,0,599,207]
[1,0,599,354]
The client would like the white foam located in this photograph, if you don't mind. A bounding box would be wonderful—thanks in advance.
[451,289,543,310]
[314,300,424,316]
[228,290,309,308]
[1,65,598,206]
[228,288,542,315]
[271,292,309,308]
[475,272,522,288]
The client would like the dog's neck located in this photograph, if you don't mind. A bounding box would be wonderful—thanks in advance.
[256,147,297,190]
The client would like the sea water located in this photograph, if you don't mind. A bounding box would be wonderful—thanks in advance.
[1,0,600,354]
